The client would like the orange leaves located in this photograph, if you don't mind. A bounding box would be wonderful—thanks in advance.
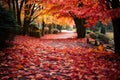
[15,64,24,70]
[35,74,43,79]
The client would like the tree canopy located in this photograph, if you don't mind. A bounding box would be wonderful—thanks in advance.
[40,0,120,27]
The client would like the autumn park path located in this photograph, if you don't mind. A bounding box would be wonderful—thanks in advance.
[41,30,77,39]
[0,31,120,80]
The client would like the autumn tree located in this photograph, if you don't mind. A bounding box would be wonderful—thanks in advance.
[42,0,107,38]
[42,0,120,54]
[1,0,44,35]
[105,0,120,54]
[22,0,44,35]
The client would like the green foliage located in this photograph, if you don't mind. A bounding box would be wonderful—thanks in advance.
[29,24,39,31]
[29,30,41,38]
[0,6,16,50]
[29,24,41,37]
[87,31,109,44]
[89,32,98,39]
[100,27,106,34]
[97,33,109,44]
[15,24,22,35]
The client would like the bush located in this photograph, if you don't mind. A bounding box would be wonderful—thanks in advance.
[44,27,49,34]
[28,23,41,37]
[0,6,16,50]
[100,27,106,34]
[15,25,22,35]
[98,33,109,44]
[52,29,59,34]
[89,32,98,39]
[29,30,41,38]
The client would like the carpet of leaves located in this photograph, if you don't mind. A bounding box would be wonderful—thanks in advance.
[0,36,120,80]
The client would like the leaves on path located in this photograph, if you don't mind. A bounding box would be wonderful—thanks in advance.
[0,36,120,80]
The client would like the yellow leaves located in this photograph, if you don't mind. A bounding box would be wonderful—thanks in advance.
[92,43,113,55]
[97,44,105,51]
[92,43,105,52]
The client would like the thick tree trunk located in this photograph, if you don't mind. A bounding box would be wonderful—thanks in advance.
[112,18,120,54]
[15,0,21,26]
[111,0,120,54]
[23,18,30,35]
[7,0,11,10]
[23,0,30,35]
[12,0,16,19]
[74,17,86,38]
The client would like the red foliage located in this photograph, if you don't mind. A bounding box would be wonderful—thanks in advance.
[42,0,120,27]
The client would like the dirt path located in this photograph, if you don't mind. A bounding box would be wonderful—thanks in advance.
[41,30,77,39]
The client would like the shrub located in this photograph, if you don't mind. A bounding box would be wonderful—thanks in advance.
[98,33,109,44]
[15,25,22,35]
[44,27,49,34]
[89,32,98,39]
[29,30,41,38]
[100,27,106,34]
[52,29,59,34]
[0,6,16,50]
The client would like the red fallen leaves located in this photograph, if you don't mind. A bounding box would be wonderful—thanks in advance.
[34,58,40,65]
[47,56,63,61]
[35,74,43,79]
[0,35,120,80]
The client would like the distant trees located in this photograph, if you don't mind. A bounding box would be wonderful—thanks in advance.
[1,0,43,35]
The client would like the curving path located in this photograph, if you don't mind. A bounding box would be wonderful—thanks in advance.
[41,30,77,39]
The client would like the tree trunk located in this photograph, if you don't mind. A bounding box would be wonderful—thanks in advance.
[111,0,120,54]
[12,0,16,19]
[23,0,30,35]
[15,0,21,26]
[7,0,11,10]
[112,18,120,54]
[74,17,86,38]
[41,20,45,36]
[23,18,30,35]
